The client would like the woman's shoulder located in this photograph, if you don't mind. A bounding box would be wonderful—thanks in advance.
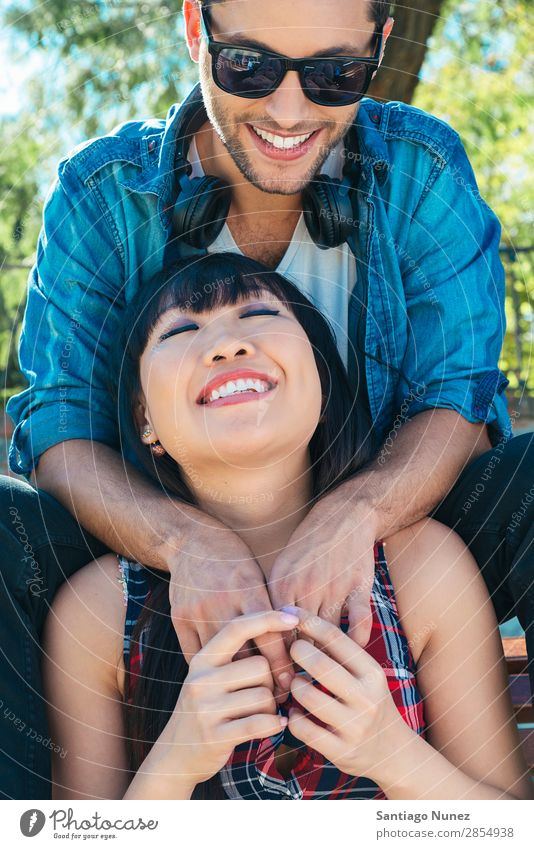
[382,517,486,664]
[48,552,127,695]
[51,551,126,617]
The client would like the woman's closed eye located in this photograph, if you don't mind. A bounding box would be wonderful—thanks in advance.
[159,323,199,341]
[241,308,280,318]
[158,308,281,342]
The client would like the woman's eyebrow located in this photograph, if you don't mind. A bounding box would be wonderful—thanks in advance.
[153,307,193,326]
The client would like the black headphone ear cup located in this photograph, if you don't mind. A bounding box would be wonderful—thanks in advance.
[172,175,232,249]
[302,175,355,249]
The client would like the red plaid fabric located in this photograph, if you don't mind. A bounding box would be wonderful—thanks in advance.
[118,542,425,799]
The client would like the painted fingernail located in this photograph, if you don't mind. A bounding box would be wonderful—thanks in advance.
[280,611,299,624]
[280,605,300,616]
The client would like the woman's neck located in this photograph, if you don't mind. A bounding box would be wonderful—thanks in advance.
[189,454,314,580]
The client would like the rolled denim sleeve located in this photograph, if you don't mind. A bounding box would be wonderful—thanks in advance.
[6,155,124,477]
[397,135,511,444]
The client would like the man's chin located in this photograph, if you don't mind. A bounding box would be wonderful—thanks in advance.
[248,177,309,196]
[240,159,326,196]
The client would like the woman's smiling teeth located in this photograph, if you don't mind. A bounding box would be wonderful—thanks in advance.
[252,126,313,150]
[203,377,273,405]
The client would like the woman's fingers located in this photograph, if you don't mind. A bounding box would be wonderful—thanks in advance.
[290,676,347,727]
[223,713,288,747]
[190,609,299,673]
[222,686,277,720]
[200,654,275,693]
[289,606,377,679]
[290,639,357,704]
[287,708,339,763]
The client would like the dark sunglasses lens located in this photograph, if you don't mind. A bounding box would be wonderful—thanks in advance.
[302,59,371,105]
[214,48,284,96]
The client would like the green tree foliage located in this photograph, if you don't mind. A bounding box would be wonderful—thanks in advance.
[0,118,43,393]
[413,0,533,393]
[3,1,194,137]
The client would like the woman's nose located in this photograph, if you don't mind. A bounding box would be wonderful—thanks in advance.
[203,335,257,364]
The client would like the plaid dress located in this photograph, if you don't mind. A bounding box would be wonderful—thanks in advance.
[117,543,425,799]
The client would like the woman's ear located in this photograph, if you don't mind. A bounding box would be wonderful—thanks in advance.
[135,394,159,446]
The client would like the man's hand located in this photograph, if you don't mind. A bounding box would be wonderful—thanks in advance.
[167,524,294,695]
[268,488,379,648]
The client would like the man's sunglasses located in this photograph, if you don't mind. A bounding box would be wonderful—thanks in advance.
[199,5,383,107]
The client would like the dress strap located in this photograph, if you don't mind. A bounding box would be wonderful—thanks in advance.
[116,555,151,666]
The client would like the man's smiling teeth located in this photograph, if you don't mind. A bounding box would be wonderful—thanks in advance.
[252,126,313,149]
[206,378,272,403]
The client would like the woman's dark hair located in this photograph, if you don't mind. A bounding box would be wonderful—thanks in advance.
[109,251,373,798]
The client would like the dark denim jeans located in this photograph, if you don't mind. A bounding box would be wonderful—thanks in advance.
[0,475,108,799]
[0,432,533,799]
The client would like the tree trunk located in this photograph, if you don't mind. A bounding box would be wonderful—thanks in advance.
[368,0,446,104]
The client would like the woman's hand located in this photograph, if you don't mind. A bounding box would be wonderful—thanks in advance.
[283,607,406,782]
[148,609,299,790]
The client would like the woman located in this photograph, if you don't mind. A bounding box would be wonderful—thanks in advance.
[43,253,531,800]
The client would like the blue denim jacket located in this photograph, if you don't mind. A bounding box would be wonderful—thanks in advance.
[7,89,510,477]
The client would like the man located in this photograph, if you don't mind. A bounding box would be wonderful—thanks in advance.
[1,0,533,799]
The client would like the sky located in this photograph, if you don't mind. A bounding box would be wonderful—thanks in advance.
[0,28,45,115]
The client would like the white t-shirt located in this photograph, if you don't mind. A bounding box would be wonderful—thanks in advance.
[188,135,357,370]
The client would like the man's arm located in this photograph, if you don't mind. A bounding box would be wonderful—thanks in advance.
[34,439,293,688]
[353,407,491,541]
[269,410,491,646]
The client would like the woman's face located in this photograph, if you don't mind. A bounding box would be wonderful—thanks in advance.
[137,287,323,477]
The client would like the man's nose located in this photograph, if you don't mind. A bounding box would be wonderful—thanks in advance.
[263,70,316,131]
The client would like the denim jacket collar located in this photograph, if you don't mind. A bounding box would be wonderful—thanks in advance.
[117,84,392,225]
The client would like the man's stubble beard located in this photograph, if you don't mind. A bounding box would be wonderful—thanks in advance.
[201,77,358,196]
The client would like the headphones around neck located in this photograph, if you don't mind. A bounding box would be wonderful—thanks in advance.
[169,84,362,252]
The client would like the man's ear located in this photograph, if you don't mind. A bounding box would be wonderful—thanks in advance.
[183,0,203,63]
[379,16,394,65]
[372,16,394,79]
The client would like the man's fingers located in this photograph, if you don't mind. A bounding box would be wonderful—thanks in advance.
[233,639,256,662]
[254,629,295,688]
[318,599,344,628]
[346,595,373,648]
[171,617,202,664]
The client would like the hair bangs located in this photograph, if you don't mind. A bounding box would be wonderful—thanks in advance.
[137,254,297,348]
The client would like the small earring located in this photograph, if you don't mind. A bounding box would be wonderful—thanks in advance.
[142,428,152,438]
[150,442,166,457]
